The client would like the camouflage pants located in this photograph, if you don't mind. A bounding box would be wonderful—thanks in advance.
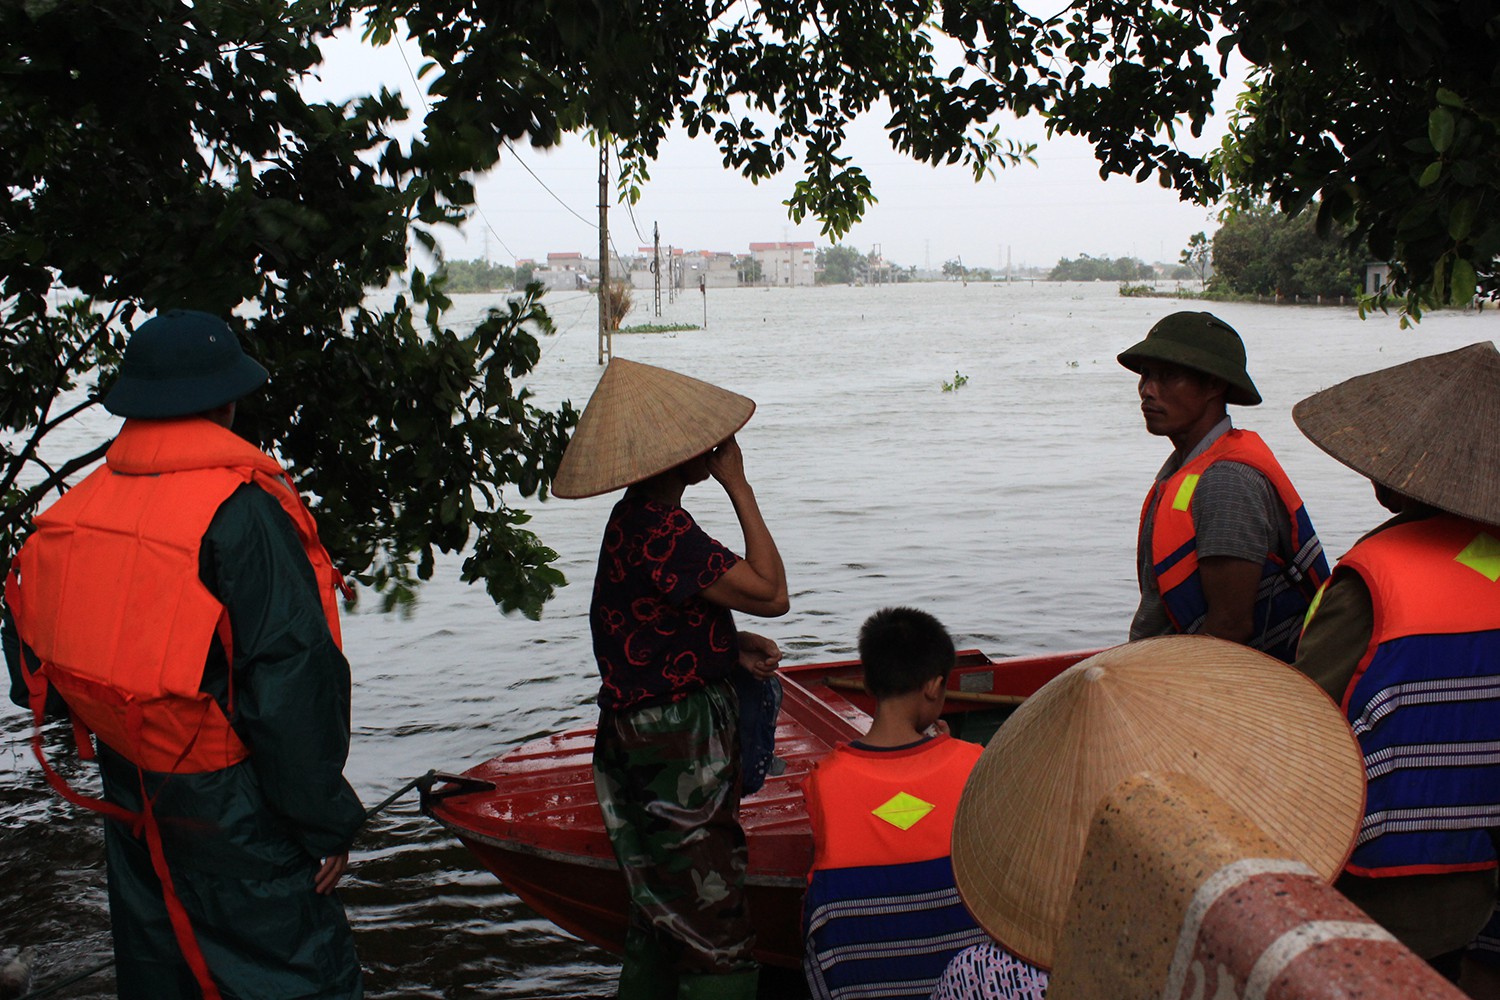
[594,681,757,983]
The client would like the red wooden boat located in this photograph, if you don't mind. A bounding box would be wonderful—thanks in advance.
[422,648,1098,967]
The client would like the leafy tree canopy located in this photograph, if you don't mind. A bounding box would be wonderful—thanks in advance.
[1,0,573,617]
[440,259,517,294]
[1209,206,1366,300]
[378,0,1494,315]
[1180,232,1212,284]
[7,0,1493,617]
[817,245,868,285]
[1049,255,1155,282]
[1211,2,1499,316]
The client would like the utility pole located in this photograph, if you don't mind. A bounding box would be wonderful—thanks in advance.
[597,139,610,366]
[653,223,662,318]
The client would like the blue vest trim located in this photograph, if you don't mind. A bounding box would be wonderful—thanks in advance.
[804,856,988,1000]
[1347,632,1500,871]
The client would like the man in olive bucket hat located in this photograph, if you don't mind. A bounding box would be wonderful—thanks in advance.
[4,310,364,1000]
[1292,342,1500,984]
[1118,311,1328,661]
[552,357,789,1000]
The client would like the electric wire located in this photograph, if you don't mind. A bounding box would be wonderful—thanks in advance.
[392,33,520,263]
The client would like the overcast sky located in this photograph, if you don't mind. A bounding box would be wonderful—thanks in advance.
[304,19,1244,273]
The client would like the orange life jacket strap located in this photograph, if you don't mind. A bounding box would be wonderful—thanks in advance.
[137,772,224,1000]
[25,680,224,1000]
[16,554,222,998]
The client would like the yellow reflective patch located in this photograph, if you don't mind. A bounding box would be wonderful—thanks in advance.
[872,792,935,831]
[1303,581,1328,630]
[1456,532,1500,582]
[1172,474,1200,512]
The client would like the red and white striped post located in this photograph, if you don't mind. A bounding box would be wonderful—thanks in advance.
[1048,771,1462,1000]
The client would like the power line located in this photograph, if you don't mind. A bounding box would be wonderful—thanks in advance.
[390,32,520,263]
[390,28,635,276]
[502,140,598,230]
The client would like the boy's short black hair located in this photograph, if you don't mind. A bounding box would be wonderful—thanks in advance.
[858,606,957,699]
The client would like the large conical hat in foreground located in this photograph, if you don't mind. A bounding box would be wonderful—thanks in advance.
[552,357,756,499]
[950,636,1365,970]
[1293,341,1500,526]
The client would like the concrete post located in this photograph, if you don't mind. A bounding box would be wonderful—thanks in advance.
[1048,772,1461,1000]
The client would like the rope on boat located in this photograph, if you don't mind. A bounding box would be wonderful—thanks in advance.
[363,768,490,822]
[14,958,112,1000]
[363,769,440,823]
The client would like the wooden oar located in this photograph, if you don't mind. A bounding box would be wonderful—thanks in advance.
[825,675,1026,706]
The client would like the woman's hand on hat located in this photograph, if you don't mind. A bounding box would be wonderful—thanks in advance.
[707,436,747,490]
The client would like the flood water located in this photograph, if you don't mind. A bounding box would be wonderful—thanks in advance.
[2,281,1497,997]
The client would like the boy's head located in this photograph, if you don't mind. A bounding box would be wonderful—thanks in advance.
[858,607,957,699]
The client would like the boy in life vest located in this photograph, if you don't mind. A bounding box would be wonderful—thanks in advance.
[1118,311,1328,661]
[800,607,990,1000]
[4,311,363,1000]
[1292,343,1500,984]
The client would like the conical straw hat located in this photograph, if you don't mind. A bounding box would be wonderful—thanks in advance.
[552,358,756,499]
[1293,341,1500,526]
[950,636,1364,970]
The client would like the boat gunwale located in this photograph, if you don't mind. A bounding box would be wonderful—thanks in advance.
[433,816,809,888]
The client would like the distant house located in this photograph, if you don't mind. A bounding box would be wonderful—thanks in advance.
[680,250,740,289]
[546,251,598,276]
[1364,262,1391,297]
[532,268,588,293]
[749,241,816,286]
[630,245,683,290]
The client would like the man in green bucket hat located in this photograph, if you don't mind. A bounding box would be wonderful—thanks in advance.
[5,310,364,999]
[1118,311,1328,662]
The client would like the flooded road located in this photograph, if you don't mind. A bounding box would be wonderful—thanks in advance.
[3,281,1495,996]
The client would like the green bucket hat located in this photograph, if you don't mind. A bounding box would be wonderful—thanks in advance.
[103,310,269,418]
[1117,311,1261,406]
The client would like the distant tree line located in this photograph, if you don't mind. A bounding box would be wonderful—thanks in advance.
[439,258,537,293]
[1209,207,1366,299]
[941,258,994,282]
[1049,254,1155,281]
[815,244,912,285]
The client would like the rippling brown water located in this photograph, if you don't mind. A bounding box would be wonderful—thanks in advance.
[3,282,1495,996]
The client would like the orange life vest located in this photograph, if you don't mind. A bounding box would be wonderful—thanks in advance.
[1329,515,1500,876]
[804,734,983,873]
[1141,428,1327,661]
[6,417,344,774]
[801,735,988,998]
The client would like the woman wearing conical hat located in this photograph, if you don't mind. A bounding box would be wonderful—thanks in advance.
[553,358,789,1000]
[1292,342,1500,983]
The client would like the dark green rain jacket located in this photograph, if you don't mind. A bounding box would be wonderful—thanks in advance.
[6,483,365,1000]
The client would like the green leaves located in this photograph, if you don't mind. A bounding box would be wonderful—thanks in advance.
[1451,257,1478,305]
[1429,107,1456,154]
[1,0,577,618]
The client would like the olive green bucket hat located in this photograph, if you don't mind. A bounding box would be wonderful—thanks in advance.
[103,310,268,418]
[1117,311,1262,406]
